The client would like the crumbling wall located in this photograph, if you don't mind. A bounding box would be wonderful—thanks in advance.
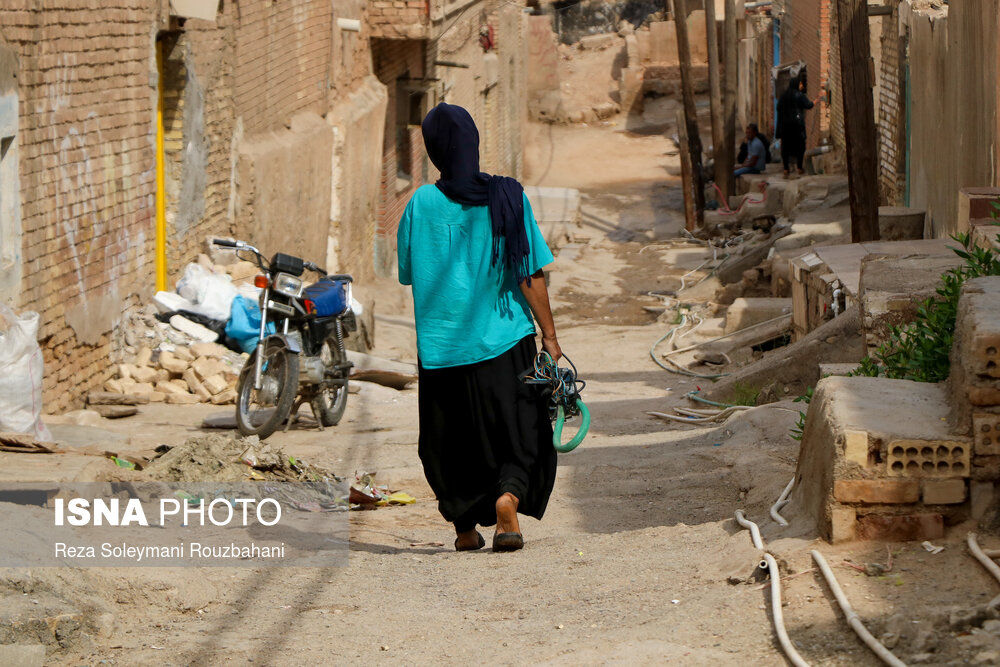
[903,0,998,237]
[542,0,663,45]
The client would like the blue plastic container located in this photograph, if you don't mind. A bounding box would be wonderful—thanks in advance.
[303,278,349,317]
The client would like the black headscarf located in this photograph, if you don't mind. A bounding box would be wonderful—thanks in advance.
[421,103,531,285]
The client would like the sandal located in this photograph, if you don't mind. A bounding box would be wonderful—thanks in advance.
[492,532,524,552]
[455,532,485,551]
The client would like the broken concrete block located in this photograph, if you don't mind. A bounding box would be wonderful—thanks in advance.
[182,369,212,402]
[92,405,138,419]
[830,506,856,543]
[820,363,858,378]
[159,351,189,374]
[168,379,189,392]
[173,346,195,362]
[154,368,170,383]
[203,374,228,396]
[724,298,793,334]
[130,365,157,384]
[922,479,967,505]
[877,206,926,241]
[833,479,918,504]
[119,376,138,389]
[148,391,166,403]
[192,356,221,382]
[211,388,237,405]
[131,382,155,396]
[117,363,136,380]
[855,512,944,542]
[165,392,200,405]
[886,439,971,478]
[155,381,187,396]
[843,430,871,467]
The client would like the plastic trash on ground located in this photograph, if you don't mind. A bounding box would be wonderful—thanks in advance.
[0,305,53,441]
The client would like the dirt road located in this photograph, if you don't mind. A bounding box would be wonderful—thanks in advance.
[10,117,1000,666]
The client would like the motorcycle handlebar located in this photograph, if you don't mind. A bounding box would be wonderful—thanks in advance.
[212,238,238,248]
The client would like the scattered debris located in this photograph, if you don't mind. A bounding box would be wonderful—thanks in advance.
[923,541,945,555]
[0,432,58,453]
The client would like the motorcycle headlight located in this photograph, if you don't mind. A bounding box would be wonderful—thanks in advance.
[272,272,303,298]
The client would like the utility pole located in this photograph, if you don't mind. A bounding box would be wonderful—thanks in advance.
[721,0,738,199]
[705,0,726,198]
[836,0,880,242]
[671,0,704,228]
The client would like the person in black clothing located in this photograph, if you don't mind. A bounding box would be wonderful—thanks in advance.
[776,75,816,178]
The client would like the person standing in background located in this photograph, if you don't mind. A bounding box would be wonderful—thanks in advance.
[776,75,817,178]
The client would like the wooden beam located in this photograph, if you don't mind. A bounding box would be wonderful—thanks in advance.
[705,0,726,198]
[722,0,738,197]
[671,0,705,227]
[676,108,698,232]
[836,0,881,242]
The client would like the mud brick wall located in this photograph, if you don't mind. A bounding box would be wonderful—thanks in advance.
[368,0,430,40]
[233,0,333,137]
[876,3,905,206]
[0,2,167,412]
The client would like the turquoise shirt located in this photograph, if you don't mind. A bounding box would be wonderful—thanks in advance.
[397,184,554,368]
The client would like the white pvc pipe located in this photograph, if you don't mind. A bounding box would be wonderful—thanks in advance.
[811,550,906,667]
[734,511,809,667]
[968,533,1000,585]
[770,477,794,527]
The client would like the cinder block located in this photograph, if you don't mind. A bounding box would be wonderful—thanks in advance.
[922,479,967,505]
[974,413,1000,455]
[855,512,944,542]
[843,430,870,467]
[886,439,971,478]
[830,506,856,543]
[834,479,919,504]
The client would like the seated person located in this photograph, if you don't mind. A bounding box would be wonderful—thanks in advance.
[734,123,767,177]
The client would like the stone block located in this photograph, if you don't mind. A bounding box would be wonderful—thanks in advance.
[154,381,187,396]
[182,369,212,402]
[104,378,125,393]
[159,351,189,374]
[886,439,971,478]
[173,346,195,362]
[117,363,136,379]
[830,506,856,543]
[843,430,871,467]
[833,479,919,504]
[922,479,967,505]
[131,382,155,396]
[130,365,157,384]
[190,342,230,359]
[148,391,166,403]
[165,392,199,405]
[203,374,228,396]
[877,206,926,241]
[134,346,153,366]
[724,298,792,334]
[855,512,944,542]
[211,388,237,405]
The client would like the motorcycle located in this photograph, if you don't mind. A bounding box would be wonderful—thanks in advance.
[212,238,356,440]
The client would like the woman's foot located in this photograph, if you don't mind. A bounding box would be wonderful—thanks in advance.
[493,492,524,552]
[455,528,485,551]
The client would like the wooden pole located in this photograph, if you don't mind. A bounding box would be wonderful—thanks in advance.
[676,108,698,231]
[705,0,726,198]
[836,0,880,242]
[721,0,737,198]
[672,0,705,227]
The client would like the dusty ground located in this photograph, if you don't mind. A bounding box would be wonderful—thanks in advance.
[5,112,1000,666]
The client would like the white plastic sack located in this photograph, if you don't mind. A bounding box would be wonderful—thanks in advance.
[0,305,53,441]
[175,263,239,322]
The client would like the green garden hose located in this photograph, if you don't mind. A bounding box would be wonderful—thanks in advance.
[521,352,590,453]
[553,398,590,453]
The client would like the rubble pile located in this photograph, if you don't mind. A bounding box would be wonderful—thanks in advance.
[97,340,244,407]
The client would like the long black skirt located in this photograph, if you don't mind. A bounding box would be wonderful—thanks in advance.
[417,335,557,531]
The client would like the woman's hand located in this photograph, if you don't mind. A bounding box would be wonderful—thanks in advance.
[542,334,562,362]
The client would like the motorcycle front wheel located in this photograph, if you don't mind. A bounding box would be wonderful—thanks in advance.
[236,338,299,440]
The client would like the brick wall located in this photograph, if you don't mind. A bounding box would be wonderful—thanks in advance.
[368,0,430,39]
[828,0,845,155]
[0,0,382,412]
[876,4,905,205]
[774,0,831,148]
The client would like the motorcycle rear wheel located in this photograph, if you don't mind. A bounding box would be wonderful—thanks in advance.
[236,339,299,440]
[312,341,349,426]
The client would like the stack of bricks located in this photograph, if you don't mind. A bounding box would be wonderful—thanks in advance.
[367,0,429,40]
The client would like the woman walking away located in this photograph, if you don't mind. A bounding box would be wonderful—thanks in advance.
[397,103,560,553]
[776,75,815,178]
